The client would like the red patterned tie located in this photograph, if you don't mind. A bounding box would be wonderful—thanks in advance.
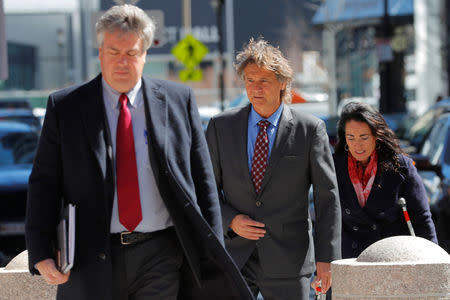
[251,120,270,193]
[116,93,142,232]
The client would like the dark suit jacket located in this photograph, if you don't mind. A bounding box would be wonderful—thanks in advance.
[333,152,438,258]
[205,104,342,278]
[25,74,253,300]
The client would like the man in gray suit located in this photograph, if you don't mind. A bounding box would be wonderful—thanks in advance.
[206,38,341,299]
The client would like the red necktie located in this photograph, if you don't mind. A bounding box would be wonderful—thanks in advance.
[251,120,270,193]
[116,93,142,232]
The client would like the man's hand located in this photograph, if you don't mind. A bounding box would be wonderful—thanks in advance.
[230,214,266,240]
[35,258,70,285]
[312,262,331,294]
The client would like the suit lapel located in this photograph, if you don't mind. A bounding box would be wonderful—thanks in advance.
[79,75,116,219]
[79,75,110,179]
[235,105,255,193]
[141,77,166,187]
[259,105,293,194]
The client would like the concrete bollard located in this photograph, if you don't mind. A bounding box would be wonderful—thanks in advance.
[332,236,450,299]
[0,250,56,300]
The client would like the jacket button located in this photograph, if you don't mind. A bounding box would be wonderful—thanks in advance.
[345,208,351,215]
[98,253,106,261]
[372,224,377,230]
[256,201,262,207]
[352,226,359,231]
[352,242,357,249]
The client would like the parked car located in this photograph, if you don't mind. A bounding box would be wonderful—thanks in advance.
[337,96,379,115]
[0,121,39,266]
[32,107,46,127]
[198,105,221,131]
[337,96,413,139]
[0,108,42,132]
[412,112,450,252]
[0,99,31,110]
[402,98,450,153]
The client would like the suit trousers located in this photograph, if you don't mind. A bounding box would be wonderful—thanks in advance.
[111,227,183,300]
[241,250,312,300]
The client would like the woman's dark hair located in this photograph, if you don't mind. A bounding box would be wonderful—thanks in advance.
[335,102,404,173]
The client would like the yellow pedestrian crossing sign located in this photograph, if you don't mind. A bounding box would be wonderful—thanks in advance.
[172,34,209,70]
[180,68,203,82]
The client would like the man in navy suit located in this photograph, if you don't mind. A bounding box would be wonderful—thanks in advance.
[26,4,252,300]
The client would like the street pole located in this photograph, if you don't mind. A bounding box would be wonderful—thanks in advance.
[79,0,95,82]
[379,0,391,113]
[0,0,8,81]
[212,0,225,111]
[225,0,234,103]
[379,0,406,113]
[323,25,338,116]
[183,0,191,33]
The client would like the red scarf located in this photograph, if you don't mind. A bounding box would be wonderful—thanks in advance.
[348,151,378,207]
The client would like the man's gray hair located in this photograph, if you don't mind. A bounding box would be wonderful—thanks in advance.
[96,4,155,51]
[235,38,293,103]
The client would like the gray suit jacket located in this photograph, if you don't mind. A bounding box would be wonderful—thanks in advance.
[206,104,341,277]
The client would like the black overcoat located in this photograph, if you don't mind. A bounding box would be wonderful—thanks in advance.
[25,74,253,300]
[333,152,437,258]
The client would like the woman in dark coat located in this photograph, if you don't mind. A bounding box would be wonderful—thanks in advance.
[333,102,437,259]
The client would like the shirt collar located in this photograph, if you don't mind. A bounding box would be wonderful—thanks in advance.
[249,103,284,128]
[102,78,142,109]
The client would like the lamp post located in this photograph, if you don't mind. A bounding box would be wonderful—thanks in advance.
[0,0,8,81]
[57,28,66,87]
[211,0,225,111]
[378,0,392,113]
[183,0,191,33]
[378,0,406,113]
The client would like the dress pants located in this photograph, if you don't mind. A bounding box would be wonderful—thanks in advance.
[241,250,312,300]
[111,227,183,300]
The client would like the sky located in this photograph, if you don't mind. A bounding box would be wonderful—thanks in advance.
[4,0,78,13]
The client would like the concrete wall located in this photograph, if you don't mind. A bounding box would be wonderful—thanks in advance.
[415,0,448,113]
[5,13,73,90]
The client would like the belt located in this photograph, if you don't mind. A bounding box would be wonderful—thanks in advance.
[111,228,171,245]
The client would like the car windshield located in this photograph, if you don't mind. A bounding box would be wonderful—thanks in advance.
[420,116,448,166]
[0,100,31,109]
[1,115,41,128]
[0,130,38,166]
[445,129,450,165]
[407,107,446,144]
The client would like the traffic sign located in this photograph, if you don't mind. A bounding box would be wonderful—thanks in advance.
[148,10,165,48]
[171,34,208,69]
[179,68,203,82]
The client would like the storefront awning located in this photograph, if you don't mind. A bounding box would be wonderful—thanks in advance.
[312,0,413,25]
